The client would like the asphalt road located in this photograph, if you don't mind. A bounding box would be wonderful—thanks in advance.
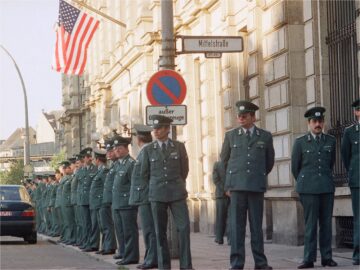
[0,236,117,270]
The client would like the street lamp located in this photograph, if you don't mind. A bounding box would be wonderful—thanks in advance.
[0,45,31,170]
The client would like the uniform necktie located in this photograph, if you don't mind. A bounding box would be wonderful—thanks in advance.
[162,142,167,153]
[246,129,251,141]
[315,135,320,144]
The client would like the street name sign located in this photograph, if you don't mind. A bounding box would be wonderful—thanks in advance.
[177,36,243,54]
[146,105,187,125]
[146,70,187,105]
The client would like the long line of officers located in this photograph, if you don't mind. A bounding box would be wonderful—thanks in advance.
[24,98,359,270]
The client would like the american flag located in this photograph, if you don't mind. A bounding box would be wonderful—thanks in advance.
[52,0,99,75]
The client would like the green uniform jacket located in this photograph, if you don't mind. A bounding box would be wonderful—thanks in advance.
[71,170,80,205]
[220,126,275,192]
[212,161,226,198]
[141,139,189,202]
[76,167,85,205]
[341,124,360,188]
[79,164,97,206]
[129,147,149,205]
[43,185,51,207]
[55,177,66,208]
[291,133,336,194]
[49,183,58,207]
[89,166,108,210]
[62,175,72,206]
[102,161,117,205]
[112,155,135,210]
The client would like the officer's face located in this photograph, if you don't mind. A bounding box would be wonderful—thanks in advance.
[237,113,256,129]
[153,126,170,141]
[55,173,61,181]
[84,155,93,165]
[114,145,128,159]
[308,118,324,134]
[355,109,360,120]
[63,166,72,175]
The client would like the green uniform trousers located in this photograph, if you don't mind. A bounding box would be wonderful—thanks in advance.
[299,193,334,262]
[230,191,268,269]
[351,188,359,262]
[64,205,75,243]
[151,200,192,270]
[112,209,125,257]
[118,208,139,263]
[51,207,60,235]
[55,207,64,240]
[99,205,116,252]
[215,197,230,243]
[86,208,100,249]
[139,204,157,266]
[79,205,91,247]
[35,204,41,231]
[74,206,82,245]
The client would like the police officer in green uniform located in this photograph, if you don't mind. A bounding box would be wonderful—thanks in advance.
[99,138,117,255]
[46,174,55,235]
[212,160,229,245]
[69,156,80,245]
[141,115,192,270]
[129,124,158,270]
[220,101,274,270]
[75,154,86,246]
[87,148,108,253]
[112,135,139,265]
[341,99,360,266]
[79,147,98,251]
[49,169,61,236]
[56,165,66,242]
[61,161,76,245]
[291,107,338,269]
[44,175,52,235]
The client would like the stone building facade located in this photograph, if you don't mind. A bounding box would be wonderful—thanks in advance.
[60,0,359,246]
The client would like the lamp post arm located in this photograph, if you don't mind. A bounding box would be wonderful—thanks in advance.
[0,45,31,166]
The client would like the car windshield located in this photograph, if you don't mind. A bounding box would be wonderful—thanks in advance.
[0,186,30,202]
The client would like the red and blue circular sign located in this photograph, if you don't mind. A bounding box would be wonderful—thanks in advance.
[146,70,187,105]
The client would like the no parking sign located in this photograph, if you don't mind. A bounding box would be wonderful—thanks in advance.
[146,70,187,105]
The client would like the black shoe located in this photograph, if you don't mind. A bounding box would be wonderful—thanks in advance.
[254,265,272,270]
[321,259,337,267]
[137,264,158,269]
[101,249,115,255]
[116,260,138,265]
[113,254,123,260]
[353,260,360,265]
[95,250,103,255]
[298,262,314,269]
[83,247,98,252]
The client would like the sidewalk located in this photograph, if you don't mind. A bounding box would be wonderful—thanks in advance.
[39,232,357,270]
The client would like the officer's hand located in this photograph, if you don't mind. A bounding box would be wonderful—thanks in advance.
[225,191,231,197]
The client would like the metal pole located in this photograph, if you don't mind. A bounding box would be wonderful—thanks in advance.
[0,45,31,167]
[160,0,179,258]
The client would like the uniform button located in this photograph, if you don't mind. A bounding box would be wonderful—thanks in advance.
[164,167,167,170]
[248,154,250,157]
[318,159,321,161]
[165,174,168,177]
[247,170,250,173]
[248,147,250,150]
[165,181,168,184]
[318,152,321,155]
[137,187,140,191]
[319,173,321,176]
[163,160,167,163]
[247,162,250,164]
[319,166,321,169]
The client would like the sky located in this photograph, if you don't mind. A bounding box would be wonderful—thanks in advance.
[0,0,62,140]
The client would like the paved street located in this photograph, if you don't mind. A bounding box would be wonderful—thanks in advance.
[28,233,360,270]
[0,236,116,270]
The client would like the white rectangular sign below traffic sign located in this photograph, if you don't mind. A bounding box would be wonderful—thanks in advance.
[179,36,243,53]
[146,105,187,125]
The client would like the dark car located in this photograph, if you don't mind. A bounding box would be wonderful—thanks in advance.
[0,184,37,244]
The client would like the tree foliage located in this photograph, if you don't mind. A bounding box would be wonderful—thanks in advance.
[0,159,24,185]
[50,149,66,170]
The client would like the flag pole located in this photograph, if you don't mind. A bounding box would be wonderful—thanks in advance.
[71,0,126,28]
